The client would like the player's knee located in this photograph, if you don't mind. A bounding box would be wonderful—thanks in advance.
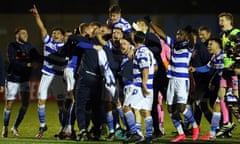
[115,101,122,107]
[178,104,186,113]
[218,88,225,98]
[123,106,131,113]
[141,110,150,117]
[38,99,46,105]
[213,102,221,112]
[171,110,180,120]
[5,100,14,110]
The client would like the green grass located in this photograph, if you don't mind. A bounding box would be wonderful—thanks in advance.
[0,101,240,143]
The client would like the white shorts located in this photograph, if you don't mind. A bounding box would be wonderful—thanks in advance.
[64,68,75,91]
[38,73,67,100]
[166,78,189,105]
[123,85,153,111]
[5,81,30,100]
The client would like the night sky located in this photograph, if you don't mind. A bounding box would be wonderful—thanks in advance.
[0,0,239,14]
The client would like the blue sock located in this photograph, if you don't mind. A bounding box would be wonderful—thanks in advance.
[107,111,114,133]
[3,109,11,126]
[171,112,184,134]
[145,116,153,138]
[183,105,191,128]
[117,106,127,129]
[125,111,137,134]
[38,105,46,127]
[170,113,181,128]
[183,108,196,127]
[210,112,221,135]
[136,122,142,133]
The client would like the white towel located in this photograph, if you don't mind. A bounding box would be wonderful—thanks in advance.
[98,49,116,97]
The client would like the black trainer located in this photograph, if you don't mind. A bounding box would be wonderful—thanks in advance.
[70,130,76,140]
[219,123,237,138]
[136,137,153,144]
[216,122,232,137]
[1,126,8,138]
[106,132,115,141]
[76,130,88,141]
[54,131,66,140]
[123,132,143,143]
[36,125,48,139]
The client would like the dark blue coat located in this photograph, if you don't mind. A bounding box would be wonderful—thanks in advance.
[7,41,42,82]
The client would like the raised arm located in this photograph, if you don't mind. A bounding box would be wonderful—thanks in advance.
[30,4,47,38]
[150,23,167,41]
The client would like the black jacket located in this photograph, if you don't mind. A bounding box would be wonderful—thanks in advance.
[7,41,42,82]
[0,49,5,86]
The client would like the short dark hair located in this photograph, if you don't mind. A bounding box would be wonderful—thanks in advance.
[218,12,234,25]
[209,36,222,49]
[113,27,123,33]
[181,25,195,48]
[136,19,148,26]
[109,4,121,14]
[51,27,65,35]
[15,27,27,34]
[198,25,211,33]
[134,31,145,44]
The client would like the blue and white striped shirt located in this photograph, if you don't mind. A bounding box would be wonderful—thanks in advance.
[196,50,224,76]
[133,45,156,90]
[111,17,132,33]
[42,34,66,76]
[120,54,133,85]
[166,36,193,79]
[106,40,114,50]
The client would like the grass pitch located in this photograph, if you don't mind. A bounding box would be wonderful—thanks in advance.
[0,101,239,144]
